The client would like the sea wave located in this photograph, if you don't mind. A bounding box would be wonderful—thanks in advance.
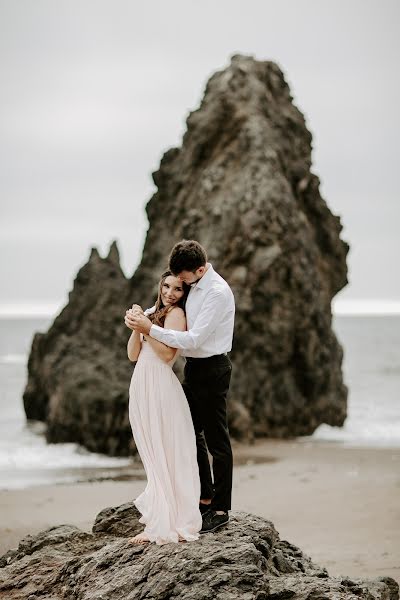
[0,420,133,490]
[305,422,400,448]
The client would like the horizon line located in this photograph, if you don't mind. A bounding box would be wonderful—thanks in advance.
[1,299,400,318]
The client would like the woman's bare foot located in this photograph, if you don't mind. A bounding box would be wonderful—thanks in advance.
[128,532,150,545]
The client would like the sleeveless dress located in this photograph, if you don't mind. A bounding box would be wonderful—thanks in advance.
[128,337,202,544]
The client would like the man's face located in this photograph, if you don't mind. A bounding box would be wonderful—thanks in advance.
[176,267,206,285]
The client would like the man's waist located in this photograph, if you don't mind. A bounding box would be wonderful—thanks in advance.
[185,353,229,363]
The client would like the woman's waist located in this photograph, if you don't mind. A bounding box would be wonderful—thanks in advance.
[138,345,172,366]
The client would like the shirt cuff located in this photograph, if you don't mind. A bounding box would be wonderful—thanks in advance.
[150,324,164,342]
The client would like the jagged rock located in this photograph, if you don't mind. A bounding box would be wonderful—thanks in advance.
[0,507,397,600]
[129,53,349,439]
[23,53,349,455]
[23,242,136,455]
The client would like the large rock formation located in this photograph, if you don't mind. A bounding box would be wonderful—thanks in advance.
[23,243,136,455]
[0,506,397,599]
[23,53,349,454]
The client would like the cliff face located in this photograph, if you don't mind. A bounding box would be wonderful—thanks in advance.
[129,53,349,439]
[23,243,136,455]
[23,53,349,454]
[0,505,398,600]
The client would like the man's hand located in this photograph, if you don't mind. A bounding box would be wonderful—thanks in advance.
[124,304,144,331]
[130,313,152,335]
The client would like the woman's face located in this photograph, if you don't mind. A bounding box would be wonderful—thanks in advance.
[161,275,185,306]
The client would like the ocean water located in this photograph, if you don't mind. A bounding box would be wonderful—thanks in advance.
[310,315,400,446]
[0,315,399,490]
[0,317,136,490]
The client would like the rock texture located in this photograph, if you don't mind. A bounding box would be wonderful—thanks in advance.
[125,53,349,438]
[23,243,136,455]
[0,506,397,600]
[23,53,349,454]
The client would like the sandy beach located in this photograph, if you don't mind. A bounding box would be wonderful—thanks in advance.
[0,439,399,583]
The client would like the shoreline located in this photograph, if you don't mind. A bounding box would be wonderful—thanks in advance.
[0,439,399,583]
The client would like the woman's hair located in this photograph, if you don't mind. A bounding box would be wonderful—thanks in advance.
[169,239,207,275]
[148,270,190,327]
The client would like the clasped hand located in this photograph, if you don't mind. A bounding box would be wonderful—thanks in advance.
[124,304,152,335]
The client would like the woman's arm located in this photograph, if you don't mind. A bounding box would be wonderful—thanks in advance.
[127,330,142,362]
[145,307,186,363]
[125,307,143,361]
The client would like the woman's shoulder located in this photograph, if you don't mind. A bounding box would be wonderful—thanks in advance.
[166,305,185,317]
[164,305,186,323]
[164,305,186,332]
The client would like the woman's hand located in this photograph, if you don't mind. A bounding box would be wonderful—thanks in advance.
[126,306,144,361]
[131,304,144,315]
[125,305,143,330]
[130,313,153,335]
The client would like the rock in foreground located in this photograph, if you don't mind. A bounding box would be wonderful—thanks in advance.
[0,505,397,600]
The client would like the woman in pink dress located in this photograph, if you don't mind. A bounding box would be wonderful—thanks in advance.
[124,270,202,545]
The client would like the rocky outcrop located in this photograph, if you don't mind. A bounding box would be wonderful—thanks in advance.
[127,53,349,439]
[0,506,397,600]
[23,242,136,455]
[23,53,349,454]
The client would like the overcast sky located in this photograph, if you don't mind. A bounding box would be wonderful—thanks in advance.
[1,0,399,315]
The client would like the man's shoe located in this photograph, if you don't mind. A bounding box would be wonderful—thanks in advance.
[200,510,229,534]
[199,502,212,515]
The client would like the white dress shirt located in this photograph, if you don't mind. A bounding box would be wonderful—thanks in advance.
[149,263,235,358]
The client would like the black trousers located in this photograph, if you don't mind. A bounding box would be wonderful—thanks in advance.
[182,353,233,512]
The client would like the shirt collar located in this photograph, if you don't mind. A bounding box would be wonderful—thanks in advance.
[194,263,214,290]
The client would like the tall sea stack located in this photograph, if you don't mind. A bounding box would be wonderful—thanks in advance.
[23,54,349,454]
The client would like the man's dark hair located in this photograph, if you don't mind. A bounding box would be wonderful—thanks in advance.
[169,240,207,274]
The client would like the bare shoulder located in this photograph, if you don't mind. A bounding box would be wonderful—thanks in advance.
[164,306,186,331]
[167,306,185,316]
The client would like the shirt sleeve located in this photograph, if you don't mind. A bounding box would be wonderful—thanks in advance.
[149,289,226,350]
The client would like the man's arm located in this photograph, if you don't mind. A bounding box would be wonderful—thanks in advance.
[144,307,186,362]
[149,289,227,350]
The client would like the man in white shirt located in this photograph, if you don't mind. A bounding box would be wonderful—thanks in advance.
[130,240,235,533]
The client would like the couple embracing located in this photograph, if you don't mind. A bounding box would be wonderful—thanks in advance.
[124,239,235,545]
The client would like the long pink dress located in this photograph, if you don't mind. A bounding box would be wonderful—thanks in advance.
[129,338,202,544]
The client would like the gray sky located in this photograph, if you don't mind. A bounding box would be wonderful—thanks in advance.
[1,0,399,315]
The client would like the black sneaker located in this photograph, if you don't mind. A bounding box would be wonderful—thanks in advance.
[200,510,229,533]
[199,502,212,515]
